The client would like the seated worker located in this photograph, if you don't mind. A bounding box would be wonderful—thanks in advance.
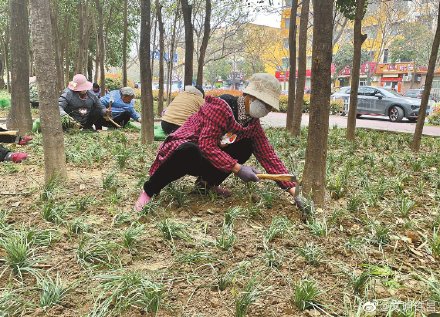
[134,73,303,212]
[100,87,141,127]
[161,85,205,134]
[91,83,101,98]
[0,127,32,145]
[59,74,113,130]
[0,145,27,163]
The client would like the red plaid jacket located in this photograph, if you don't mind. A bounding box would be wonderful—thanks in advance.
[150,96,296,189]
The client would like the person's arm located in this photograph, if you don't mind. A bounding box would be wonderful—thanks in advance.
[92,93,108,116]
[100,94,110,108]
[251,122,297,192]
[128,100,141,121]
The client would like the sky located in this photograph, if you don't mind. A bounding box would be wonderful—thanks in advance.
[249,0,283,29]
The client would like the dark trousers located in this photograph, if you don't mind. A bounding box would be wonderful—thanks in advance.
[161,120,180,134]
[143,139,253,196]
[0,127,18,143]
[93,111,131,130]
[0,145,10,161]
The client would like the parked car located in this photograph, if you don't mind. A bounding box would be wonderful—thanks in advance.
[404,88,438,103]
[331,86,430,122]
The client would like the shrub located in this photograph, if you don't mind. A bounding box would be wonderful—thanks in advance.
[206,89,242,98]
[278,93,310,113]
[428,104,440,126]
[330,99,343,114]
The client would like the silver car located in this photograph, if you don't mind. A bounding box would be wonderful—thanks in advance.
[332,86,429,122]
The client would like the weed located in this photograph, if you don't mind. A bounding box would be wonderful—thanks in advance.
[352,264,394,294]
[165,183,189,207]
[113,144,131,169]
[327,173,347,199]
[39,273,69,308]
[369,222,391,247]
[139,197,162,215]
[113,212,136,225]
[102,172,118,192]
[306,218,328,237]
[67,218,90,235]
[398,195,415,218]
[265,248,282,268]
[176,251,215,264]
[76,237,120,269]
[297,243,323,266]
[217,261,250,291]
[263,216,292,247]
[74,195,94,213]
[216,223,236,251]
[246,203,263,219]
[0,209,9,230]
[0,230,40,278]
[0,289,27,316]
[261,188,278,208]
[347,194,363,212]
[424,274,440,302]
[91,271,165,316]
[41,202,67,224]
[2,162,18,174]
[122,223,145,250]
[157,219,190,242]
[40,175,61,201]
[235,276,265,317]
[430,228,440,258]
[292,279,321,310]
[225,207,244,226]
[26,228,58,246]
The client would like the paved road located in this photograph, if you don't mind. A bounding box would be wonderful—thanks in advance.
[261,112,440,137]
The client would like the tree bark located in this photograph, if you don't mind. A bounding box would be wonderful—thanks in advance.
[122,0,128,86]
[346,0,367,141]
[74,0,85,74]
[0,57,5,89]
[64,17,71,85]
[7,0,32,134]
[140,0,154,144]
[49,0,64,93]
[156,0,165,116]
[29,0,67,182]
[286,0,298,132]
[292,0,310,137]
[167,4,179,105]
[96,0,105,96]
[302,0,334,207]
[196,0,211,86]
[412,1,440,152]
[181,0,194,86]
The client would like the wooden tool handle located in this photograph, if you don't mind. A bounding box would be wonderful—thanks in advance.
[256,174,295,182]
[0,130,19,136]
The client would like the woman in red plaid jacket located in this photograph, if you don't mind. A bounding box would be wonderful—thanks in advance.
[135,73,303,212]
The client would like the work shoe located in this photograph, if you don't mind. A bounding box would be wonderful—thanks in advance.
[18,135,33,145]
[195,178,232,198]
[10,152,28,163]
[134,190,151,212]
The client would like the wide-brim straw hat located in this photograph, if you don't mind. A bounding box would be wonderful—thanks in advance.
[68,74,93,92]
[243,73,281,111]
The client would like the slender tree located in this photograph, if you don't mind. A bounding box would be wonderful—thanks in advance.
[181,0,194,86]
[302,0,334,206]
[412,1,440,152]
[96,0,105,96]
[196,0,211,86]
[122,0,128,86]
[291,0,310,137]
[156,0,165,116]
[29,0,66,182]
[7,0,32,134]
[343,0,368,141]
[286,0,298,132]
[167,3,179,105]
[140,0,154,143]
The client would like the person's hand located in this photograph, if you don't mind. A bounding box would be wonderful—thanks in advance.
[103,109,112,121]
[137,118,142,123]
[235,165,260,183]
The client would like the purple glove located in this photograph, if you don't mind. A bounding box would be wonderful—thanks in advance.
[236,165,260,183]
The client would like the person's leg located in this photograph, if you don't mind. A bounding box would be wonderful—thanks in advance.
[143,142,205,196]
[0,145,9,161]
[161,120,180,134]
[111,111,131,128]
[0,128,19,143]
[199,138,253,186]
[0,145,28,163]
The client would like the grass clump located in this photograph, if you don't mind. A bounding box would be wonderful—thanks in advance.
[235,276,266,317]
[217,261,250,291]
[38,273,70,308]
[263,216,292,247]
[76,236,120,269]
[122,223,145,250]
[292,279,321,310]
[157,219,190,242]
[297,243,323,266]
[216,223,236,251]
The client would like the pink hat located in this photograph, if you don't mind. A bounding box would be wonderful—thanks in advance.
[68,74,93,91]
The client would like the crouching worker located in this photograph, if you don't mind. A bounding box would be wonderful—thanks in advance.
[100,87,141,127]
[0,145,27,163]
[134,73,303,212]
[58,74,112,130]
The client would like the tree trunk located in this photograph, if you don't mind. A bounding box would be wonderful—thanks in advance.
[87,54,93,81]
[346,0,367,141]
[302,0,334,207]
[412,1,440,152]
[0,57,5,89]
[181,0,194,86]
[286,1,298,132]
[122,0,128,86]
[167,5,179,105]
[49,0,64,93]
[140,0,154,144]
[94,31,99,83]
[196,0,211,86]
[64,17,71,85]
[96,0,105,96]
[156,0,165,116]
[7,0,32,134]
[292,0,310,137]
[4,20,10,92]
[74,0,85,73]
[29,0,67,182]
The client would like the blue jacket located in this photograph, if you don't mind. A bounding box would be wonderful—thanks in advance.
[100,90,140,121]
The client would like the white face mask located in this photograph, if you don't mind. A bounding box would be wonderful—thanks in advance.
[249,99,270,118]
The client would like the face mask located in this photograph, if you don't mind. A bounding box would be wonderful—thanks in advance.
[249,99,270,118]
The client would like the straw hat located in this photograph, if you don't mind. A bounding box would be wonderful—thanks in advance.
[68,74,93,92]
[243,73,281,111]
